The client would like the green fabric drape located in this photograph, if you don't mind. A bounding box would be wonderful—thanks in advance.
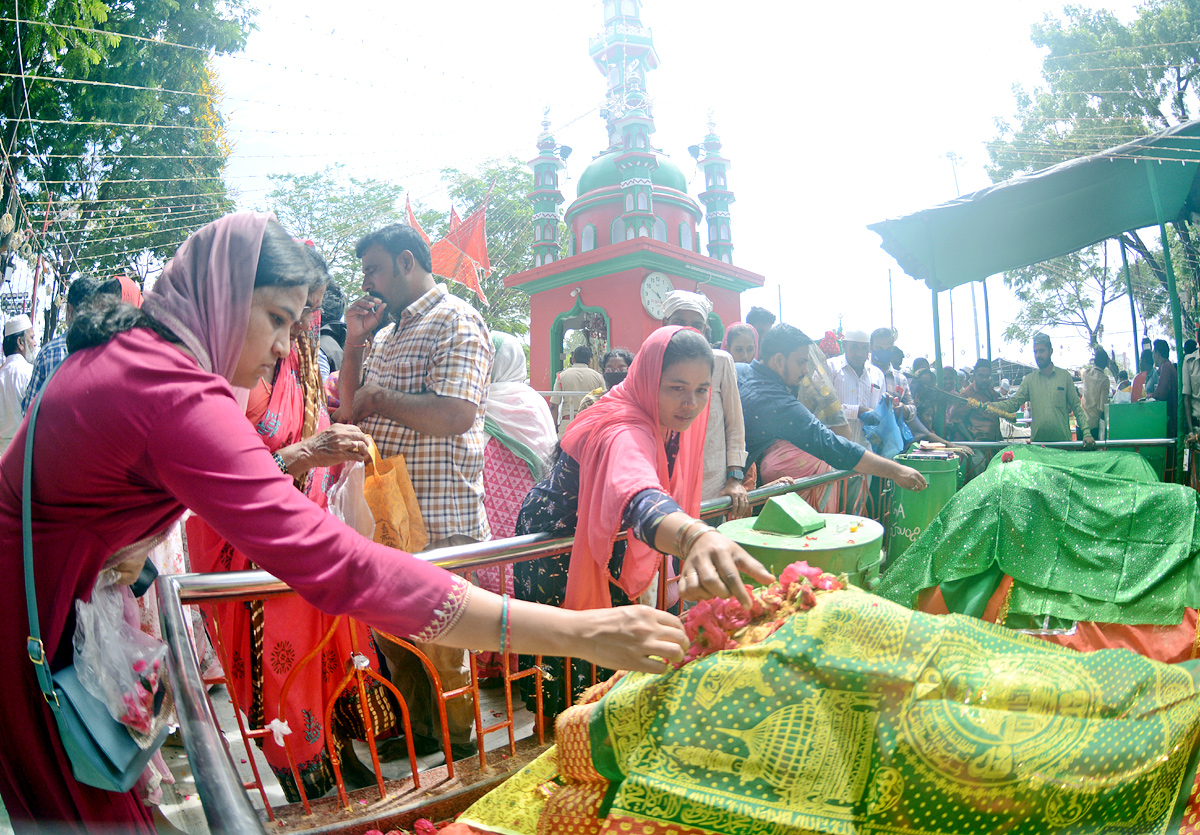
[878,449,1200,626]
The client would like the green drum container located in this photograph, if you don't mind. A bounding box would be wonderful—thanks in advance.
[718,493,885,589]
[887,455,958,561]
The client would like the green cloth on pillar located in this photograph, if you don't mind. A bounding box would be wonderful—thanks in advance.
[878,448,1200,625]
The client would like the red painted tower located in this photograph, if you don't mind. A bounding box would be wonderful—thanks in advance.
[506,0,764,391]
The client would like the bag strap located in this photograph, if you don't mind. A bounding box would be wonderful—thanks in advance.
[23,362,63,707]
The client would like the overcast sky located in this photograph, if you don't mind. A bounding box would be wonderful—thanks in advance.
[214,0,1147,371]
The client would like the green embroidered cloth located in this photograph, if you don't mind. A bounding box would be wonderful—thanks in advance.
[459,590,1200,835]
[878,448,1200,625]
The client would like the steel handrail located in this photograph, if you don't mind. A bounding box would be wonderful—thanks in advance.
[953,438,1174,449]
[160,573,265,834]
[158,470,856,832]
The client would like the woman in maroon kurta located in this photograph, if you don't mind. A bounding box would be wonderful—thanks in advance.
[0,213,691,832]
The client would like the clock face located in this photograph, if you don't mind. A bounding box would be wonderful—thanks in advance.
[641,272,674,319]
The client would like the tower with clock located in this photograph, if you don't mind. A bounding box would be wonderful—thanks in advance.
[504,0,765,392]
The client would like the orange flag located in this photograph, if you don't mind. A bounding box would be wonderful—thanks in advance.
[449,206,462,231]
[444,205,491,276]
[405,196,431,247]
[430,238,488,306]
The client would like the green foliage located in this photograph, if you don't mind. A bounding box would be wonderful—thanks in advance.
[1001,245,1125,345]
[1,0,253,308]
[264,165,405,296]
[437,157,543,337]
[986,2,1200,181]
[988,0,1200,345]
[262,157,541,336]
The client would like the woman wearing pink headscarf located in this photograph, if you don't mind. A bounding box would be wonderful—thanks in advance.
[0,213,691,832]
[513,326,772,717]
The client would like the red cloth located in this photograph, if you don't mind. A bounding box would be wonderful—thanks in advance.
[560,326,708,610]
[1132,371,1147,401]
[188,341,384,793]
[112,275,144,307]
[445,204,491,276]
[477,439,530,676]
[920,576,1200,664]
[482,438,533,545]
[430,238,488,305]
[759,440,842,512]
[0,329,460,828]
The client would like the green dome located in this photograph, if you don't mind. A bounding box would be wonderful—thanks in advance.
[576,150,688,197]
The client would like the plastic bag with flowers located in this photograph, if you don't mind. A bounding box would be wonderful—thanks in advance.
[72,568,170,738]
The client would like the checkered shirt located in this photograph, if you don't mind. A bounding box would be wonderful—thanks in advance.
[21,333,69,414]
[360,284,493,542]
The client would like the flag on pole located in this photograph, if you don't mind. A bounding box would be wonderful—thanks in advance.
[405,196,431,247]
[430,239,488,306]
[444,182,495,276]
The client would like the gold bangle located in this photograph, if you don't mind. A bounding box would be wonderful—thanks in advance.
[674,518,704,557]
[682,524,717,560]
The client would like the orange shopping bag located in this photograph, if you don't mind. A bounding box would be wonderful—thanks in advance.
[363,438,428,552]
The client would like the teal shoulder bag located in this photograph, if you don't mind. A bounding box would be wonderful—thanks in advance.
[23,365,169,793]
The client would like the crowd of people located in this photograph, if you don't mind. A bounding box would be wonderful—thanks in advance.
[0,211,1190,832]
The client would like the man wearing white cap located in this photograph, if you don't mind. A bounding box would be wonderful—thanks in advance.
[0,314,36,452]
[827,327,885,447]
[661,290,751,518]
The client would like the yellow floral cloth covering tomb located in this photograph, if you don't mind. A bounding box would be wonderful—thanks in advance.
[457,588,1200,835]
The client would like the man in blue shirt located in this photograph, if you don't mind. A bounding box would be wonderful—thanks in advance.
[738,324,928,493]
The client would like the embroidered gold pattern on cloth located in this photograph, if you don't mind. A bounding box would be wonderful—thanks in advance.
[457,588,1200,835]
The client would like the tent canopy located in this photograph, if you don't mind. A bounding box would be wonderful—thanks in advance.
[869,120,1200,291]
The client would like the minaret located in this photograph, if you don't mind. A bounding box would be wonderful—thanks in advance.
[697,119,735,264]
[528,115,566,267]
[591,0,661,241]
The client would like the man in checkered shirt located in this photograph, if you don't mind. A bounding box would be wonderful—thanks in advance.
[336,222,493,759]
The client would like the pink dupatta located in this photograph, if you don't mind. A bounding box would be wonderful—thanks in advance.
[560,326,709,610]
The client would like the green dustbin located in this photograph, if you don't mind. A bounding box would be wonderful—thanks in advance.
[719,494,885,589]
[887,455,958,561]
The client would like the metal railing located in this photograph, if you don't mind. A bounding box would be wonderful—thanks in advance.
[158,470,862,833]
[956,438,1178,481]
[159,438,1190,831]
[953,438,1174,449]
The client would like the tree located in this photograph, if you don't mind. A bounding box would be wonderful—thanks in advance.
[266,158,542,336]
[264,165,405,295]
[1002,244,1125,346]
[987,0,1200,340]
[433,157,548,337]
[1,0,253,320]
[1128,252,1172,339]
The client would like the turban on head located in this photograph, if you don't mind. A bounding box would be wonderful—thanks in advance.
[662,290,712,321]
